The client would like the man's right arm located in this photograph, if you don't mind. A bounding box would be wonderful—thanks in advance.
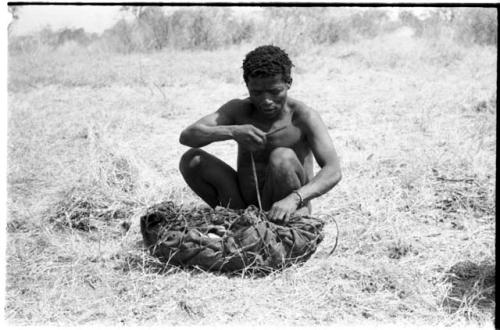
[179,99,267,150]
[179,100,240,148]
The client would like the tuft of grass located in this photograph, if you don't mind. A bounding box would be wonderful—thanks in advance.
[441,260,496,321]
[43,186,135,232]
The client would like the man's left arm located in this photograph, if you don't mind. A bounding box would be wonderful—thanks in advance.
[268,109,341,222]
[295,109,342,203]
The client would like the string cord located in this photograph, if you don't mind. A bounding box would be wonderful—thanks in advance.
[327,215,339,257]
[250,152,263,211]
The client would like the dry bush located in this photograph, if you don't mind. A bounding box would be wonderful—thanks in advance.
[348,8,392,38]
[98,7,255,53]
[167,8,253,50]
[9,26,98,55]
[10,7,496,56]
[11,7,399,55]
[252,8,394,54]
[99,19,139,53]
[453,8,497,46]
[400,8,497,46]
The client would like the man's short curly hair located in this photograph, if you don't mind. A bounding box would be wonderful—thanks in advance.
[242,45,293,84]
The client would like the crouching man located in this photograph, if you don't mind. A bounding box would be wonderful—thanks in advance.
[179,45,341,223]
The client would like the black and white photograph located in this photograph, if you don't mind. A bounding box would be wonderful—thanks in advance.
[4,1,496,328]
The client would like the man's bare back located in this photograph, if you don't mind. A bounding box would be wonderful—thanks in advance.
[178,45,341,223]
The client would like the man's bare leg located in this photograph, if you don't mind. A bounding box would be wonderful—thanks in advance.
[179,148,246,209]
[261,147,310,215]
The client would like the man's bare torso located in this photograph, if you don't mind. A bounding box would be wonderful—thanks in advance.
[229,97,314,204]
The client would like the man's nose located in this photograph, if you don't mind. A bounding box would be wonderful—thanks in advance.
[261,93,273,104]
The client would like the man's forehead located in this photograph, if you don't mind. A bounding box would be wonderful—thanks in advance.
[247,74,287,87]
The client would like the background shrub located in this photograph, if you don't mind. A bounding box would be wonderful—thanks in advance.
[8,7,498,54]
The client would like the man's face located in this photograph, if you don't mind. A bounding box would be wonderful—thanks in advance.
[246,74,290,119]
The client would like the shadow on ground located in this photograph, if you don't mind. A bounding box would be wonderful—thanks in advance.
[442,260,495,317]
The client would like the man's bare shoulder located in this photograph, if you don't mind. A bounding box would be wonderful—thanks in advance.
[220,98,253,114]
[288,97,322,125]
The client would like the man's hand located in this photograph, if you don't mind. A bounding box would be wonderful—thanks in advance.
[267,193,301,223]
[232,125,267,151]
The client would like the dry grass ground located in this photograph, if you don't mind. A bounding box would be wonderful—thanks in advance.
[6,31,496,327]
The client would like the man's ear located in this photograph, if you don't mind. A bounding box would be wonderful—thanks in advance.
[287,78,292,89]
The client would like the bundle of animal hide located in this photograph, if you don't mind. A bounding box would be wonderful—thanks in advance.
[140,201,325,274]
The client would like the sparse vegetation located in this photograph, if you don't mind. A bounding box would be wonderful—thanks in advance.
[8,7,498,55]
[7,6,496,327]
[400,8,497,46]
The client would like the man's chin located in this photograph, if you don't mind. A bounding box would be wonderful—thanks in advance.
[260,108,280,118]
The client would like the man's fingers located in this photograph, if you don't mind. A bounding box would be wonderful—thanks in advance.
[266,125,287,136]
[269,206,286,223]
[251,131,266,144]
[275,211,283,222]
[268,207,276,221]
[253,126,267,138]
[283,212,290,224]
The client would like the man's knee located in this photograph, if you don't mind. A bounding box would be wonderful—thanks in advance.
[179,148,203,175]
[268,147,300,172]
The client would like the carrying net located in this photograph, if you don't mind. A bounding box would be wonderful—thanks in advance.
[140,201,325,274]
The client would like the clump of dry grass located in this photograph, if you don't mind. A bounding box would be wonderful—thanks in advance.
[432,171,494,218]
[387,239,414,260]
[442,260,495,319]
[43,186,134,232]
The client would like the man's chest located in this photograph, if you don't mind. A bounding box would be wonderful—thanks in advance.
[238,123,308,165]
[235,112,304,148]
